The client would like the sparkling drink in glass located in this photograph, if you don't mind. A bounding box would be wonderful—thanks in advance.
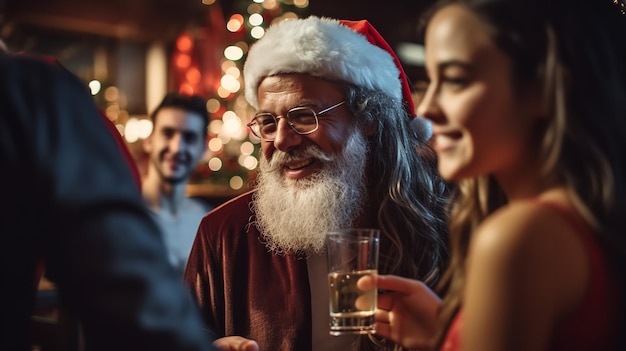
[326,228,379,335]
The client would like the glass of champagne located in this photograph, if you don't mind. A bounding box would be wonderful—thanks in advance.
[326,228,380,335]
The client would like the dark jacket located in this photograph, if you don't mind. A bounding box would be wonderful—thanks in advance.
[0,53,213,351]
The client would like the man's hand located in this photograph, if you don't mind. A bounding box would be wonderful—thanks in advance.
[212,336,259,351]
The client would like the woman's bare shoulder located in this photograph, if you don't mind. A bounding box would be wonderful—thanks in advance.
[467,199,588,318]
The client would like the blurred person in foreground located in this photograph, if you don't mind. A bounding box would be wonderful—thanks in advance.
[0,50,255,351]
[142,93,213,276]
[184,16,449,351]
[359,0,626,350]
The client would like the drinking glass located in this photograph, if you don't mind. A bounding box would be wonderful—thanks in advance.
[326,228,380,335]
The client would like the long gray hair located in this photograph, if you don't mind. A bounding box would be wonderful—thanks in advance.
[346,84,450,350]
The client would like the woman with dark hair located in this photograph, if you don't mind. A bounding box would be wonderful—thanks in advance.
[360,0,626,350]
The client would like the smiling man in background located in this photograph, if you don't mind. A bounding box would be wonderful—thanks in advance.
[142,93,213,276]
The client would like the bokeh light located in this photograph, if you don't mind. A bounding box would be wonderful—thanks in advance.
[227,14,245,32]
[224,46,244,61]
[208,157,223,171]
[88,80,101,95]
[176,34,193,52]
[229,176,244,190]
[206,98,221,114]
[249,13,264,26]
[208,137,223,153]
[250,26,265,39]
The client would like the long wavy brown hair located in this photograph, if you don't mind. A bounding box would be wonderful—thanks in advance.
[343,84,450,350]
[418,0,626,349]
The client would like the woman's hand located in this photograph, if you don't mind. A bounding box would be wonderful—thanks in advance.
[212,336,259,351]
[358,274,442,350]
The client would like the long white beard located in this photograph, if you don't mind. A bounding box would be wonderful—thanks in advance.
[253,129,368,255]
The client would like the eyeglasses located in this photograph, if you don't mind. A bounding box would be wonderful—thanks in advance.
[247,100,346,141]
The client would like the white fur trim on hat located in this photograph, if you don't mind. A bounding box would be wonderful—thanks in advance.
[243,16,402,109]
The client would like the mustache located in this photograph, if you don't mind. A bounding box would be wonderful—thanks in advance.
[266,146,334,172]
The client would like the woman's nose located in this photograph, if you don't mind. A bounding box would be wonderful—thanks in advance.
[416,84,442,123]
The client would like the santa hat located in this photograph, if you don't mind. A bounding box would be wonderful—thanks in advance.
[243,16,431,140]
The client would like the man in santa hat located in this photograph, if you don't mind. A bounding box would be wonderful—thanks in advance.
[184,16,448,351]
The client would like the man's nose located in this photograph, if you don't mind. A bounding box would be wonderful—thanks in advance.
[169,133,183,152]
[272,118,302,152]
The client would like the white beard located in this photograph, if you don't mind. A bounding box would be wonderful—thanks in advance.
[252,129,368,255]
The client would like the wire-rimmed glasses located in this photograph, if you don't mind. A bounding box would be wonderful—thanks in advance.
[247,100,346,141]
